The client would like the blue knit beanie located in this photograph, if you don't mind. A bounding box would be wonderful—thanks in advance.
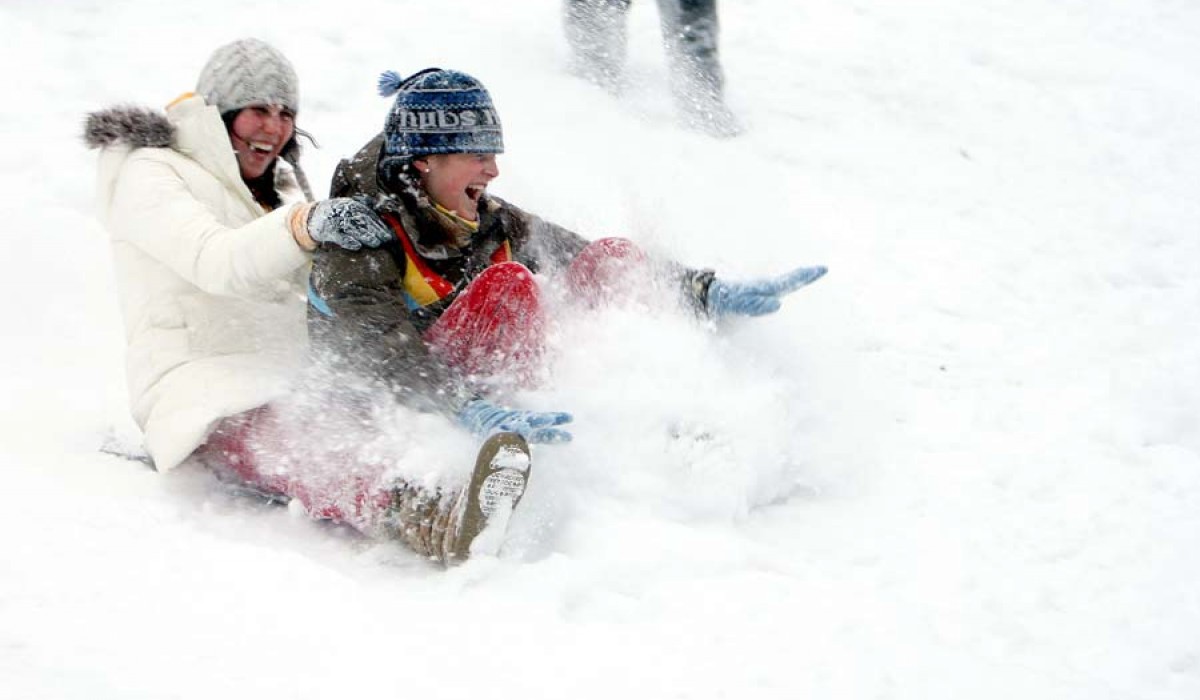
[377,68,503,176]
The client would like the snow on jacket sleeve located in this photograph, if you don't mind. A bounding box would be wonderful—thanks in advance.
[493,197,590,275]
[496,196,715,314]
[107,150,309,299]
[307,243,476,415]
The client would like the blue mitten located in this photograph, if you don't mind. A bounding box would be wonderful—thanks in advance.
[308,198,393,250]
[706,266,828,318]
[457,399,574,444]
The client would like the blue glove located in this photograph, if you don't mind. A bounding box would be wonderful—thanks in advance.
[307,198,393,251]
[457,399,574,444]
[706,266,828,317]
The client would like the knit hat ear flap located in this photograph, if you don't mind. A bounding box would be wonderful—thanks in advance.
[196,38,299,114]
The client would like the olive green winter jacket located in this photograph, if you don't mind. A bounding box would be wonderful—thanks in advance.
[307,134,713,414]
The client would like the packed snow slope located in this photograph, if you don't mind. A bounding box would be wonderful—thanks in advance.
[2,0,1199,698]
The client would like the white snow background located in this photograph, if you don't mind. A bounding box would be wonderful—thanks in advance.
[2,0,1199,698]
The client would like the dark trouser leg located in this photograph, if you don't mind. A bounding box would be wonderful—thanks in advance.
[659,0,722,97]
[564,0,633,90]
[657,0,740,135]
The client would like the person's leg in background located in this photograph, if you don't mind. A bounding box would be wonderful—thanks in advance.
[657,0,741,136]
[564,0,634,92]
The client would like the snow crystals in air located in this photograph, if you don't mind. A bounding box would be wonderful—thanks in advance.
[3,0,1199,698]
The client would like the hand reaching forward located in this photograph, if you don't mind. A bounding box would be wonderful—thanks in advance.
[706,266,828,318]
[457,399,574,444]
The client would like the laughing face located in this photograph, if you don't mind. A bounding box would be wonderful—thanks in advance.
[414,153,500,222]
[229,104,295,180]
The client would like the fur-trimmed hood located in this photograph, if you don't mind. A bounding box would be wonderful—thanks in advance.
[84,105,174,150]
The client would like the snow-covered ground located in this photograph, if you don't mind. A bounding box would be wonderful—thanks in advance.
[2,0,1199,697]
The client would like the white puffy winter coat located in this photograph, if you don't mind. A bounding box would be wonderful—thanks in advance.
[94,95,311,471]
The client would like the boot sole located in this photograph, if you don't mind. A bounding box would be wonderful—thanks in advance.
[446,432,531,564]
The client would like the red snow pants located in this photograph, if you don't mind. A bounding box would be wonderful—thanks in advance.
[195,237,646,533]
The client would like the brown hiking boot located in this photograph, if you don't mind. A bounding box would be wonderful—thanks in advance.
[383,432,532,566]
[444,432,532,565]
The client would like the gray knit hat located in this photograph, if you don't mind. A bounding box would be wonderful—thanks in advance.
[196,38,299,114]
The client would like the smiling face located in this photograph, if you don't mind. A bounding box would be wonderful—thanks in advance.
[229,104,295,180]
[413,153,500,221]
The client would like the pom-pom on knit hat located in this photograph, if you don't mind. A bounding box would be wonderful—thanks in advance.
[196,38,299,115]
[377,68,503,175]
